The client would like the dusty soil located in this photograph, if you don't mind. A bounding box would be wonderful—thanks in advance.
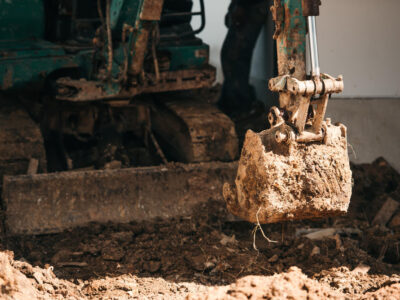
[1,157,400,299]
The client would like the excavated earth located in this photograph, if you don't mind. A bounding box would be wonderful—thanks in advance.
[224,123,352,224]
[1,157,400,299]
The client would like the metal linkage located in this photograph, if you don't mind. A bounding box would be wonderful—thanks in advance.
[269,74,343,96]
[268,0,345,143]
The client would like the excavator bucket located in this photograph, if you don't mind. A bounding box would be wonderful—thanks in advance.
[223,0,353,223]
[223,122,352,224]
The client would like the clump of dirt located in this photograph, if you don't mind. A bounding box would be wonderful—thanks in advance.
[0,158,399,299]
[0,250,82,299]
[0,251,38,300]
[224,122,352,224]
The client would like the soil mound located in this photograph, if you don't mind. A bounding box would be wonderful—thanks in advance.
[188,267,343,299]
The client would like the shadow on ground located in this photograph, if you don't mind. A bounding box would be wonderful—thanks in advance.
[2,158,400,298]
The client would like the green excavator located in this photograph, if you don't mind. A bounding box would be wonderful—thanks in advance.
[0,0,351,235]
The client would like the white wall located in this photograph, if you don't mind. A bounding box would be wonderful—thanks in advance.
[318,0,400,98]
[194,0,400,98]
[327,99,400,172]
[192,0,230,83]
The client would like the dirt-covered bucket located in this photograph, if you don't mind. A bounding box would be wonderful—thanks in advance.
[223,121,352,224]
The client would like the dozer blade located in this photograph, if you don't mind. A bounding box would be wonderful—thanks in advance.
[3,162,237,235]
[223,121,352,224]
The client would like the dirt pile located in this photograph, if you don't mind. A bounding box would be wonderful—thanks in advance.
[0,251,38,300]
[0,158,399,299]
[0,251,82,299]
[188,267,343,299]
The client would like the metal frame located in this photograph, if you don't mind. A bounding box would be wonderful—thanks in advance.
[161,0,206,38]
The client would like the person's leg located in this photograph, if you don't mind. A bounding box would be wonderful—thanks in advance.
[219,0,269,118]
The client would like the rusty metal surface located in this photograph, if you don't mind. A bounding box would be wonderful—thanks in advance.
[56,66,216,102]
[0,95,47,181]
[3,161,238,236]
[271,0,284,39]
[302,0,321,17]
[151,100,239,163]
[140,0,164,21]
[269,0,344,137]
[269,74,344,96]
[130,22,152,75]
[271,0,309,133]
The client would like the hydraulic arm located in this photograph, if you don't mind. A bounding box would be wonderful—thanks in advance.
[268,0,343,142]
[224,0,352,224]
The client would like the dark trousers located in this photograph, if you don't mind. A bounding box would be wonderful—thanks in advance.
[219,0,270,116]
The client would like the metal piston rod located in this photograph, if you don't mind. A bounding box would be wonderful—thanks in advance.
[307,16,320,78]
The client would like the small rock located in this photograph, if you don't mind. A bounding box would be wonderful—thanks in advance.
[104,160,122,170]
[210,262,230,274]
[81,242,101,255]
[352,264,370,274]
[268,254,279,263]
[372,197,400,226]
[111,231,134,243]
[220,234,238,246]
[389,211,400,228]
[42,283,55,293]
[331,234,343,251]
[33,271,43,285]
[186,254,205,272]
[310,246,320,257]
[143,261,161,273]
[57,262,88,267]
[130,224,144,235]
[101,245,125,261]
[51,250,72,265]
[304,228,336,240]
[13,260,34,276]
[204,261,215,270]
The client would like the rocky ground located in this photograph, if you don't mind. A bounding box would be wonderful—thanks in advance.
[1,157,400,299]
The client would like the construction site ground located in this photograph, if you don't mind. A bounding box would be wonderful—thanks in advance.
[1,157,400,299]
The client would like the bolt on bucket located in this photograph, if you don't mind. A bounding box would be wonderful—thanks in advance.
[223,120,352,224]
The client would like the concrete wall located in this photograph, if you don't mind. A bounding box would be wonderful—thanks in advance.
[192,0,230,83]
[318,0,400,98]
[327,99,400,172]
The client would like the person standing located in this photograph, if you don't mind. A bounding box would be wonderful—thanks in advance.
[218,0,270,120]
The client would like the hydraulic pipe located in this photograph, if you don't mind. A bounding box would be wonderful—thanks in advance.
[307,16,320,77]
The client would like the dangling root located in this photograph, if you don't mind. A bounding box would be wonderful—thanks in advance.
[252,207,277,251]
